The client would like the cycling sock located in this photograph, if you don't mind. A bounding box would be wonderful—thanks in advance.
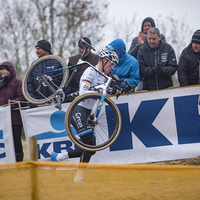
[57,152,69,161]
[73,169,84,182]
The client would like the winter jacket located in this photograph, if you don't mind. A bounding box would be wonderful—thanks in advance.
[0,62,25,125]
[68,52,99,92]
[107,39,140,88]
[137,40,177,90]
[178,43,200,86]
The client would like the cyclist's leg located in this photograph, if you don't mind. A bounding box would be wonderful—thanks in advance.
[55,105,95,161]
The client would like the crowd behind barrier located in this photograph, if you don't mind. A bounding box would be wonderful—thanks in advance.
[0,18,200,165]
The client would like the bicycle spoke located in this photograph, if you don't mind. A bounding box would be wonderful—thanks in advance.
[65,93,121,151]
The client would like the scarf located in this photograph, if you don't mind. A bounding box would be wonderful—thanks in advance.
[0,72,10,88]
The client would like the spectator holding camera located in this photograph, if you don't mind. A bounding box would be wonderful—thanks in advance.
[137,27,177,90]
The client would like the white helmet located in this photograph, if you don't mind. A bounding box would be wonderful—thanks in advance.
[99,49,119,64]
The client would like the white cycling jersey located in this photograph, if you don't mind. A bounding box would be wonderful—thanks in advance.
[79,66,105,109]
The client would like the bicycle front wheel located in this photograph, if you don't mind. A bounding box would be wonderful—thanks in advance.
[22,55,69,105]
[65,93,122,151]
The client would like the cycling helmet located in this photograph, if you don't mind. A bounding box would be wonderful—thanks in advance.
[99,49,119,64]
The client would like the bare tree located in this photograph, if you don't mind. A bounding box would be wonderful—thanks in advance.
[156,13,193,61]
[109,14,138,50]
[0,1,36,78]
[0,0,108,78]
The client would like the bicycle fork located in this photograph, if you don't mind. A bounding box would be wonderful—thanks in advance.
[77,95,106,137]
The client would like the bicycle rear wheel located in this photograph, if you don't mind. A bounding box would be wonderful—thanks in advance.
[65,93,122,151]
[22,55,68,105]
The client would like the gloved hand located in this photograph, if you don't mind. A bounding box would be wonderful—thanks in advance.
[151,67,158,75]
[157,65,162,74]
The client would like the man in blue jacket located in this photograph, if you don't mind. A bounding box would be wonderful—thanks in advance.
[106,38,140,90]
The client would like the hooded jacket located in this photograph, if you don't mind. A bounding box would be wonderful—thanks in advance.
[107,38,140,88]
[0,62,25,125]
[178,43,200,86]
[137,39,177,90]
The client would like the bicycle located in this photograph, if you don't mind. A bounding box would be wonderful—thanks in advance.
[22,47,135,152]
[64,66,135,151]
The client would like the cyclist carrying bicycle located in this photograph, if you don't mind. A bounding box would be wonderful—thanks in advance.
[51,49,119,183]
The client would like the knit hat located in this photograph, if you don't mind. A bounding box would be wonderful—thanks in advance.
[0,65,9,71]
[78,37,92,48]
[141,17,156,32]
[35,39,52,53]
[191,30,200,44]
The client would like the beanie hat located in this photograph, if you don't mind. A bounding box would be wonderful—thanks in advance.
[35,39,52,53]
[78,37,92,48]
[191,30,200,44]
[0,65,9,71]
[141,17,156,32]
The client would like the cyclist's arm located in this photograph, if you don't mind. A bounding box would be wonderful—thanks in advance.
[79,67,96,96]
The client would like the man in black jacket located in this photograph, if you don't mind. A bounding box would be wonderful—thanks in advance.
[178,29,200,86]
[128,17,165,91]
[137,27,177,90]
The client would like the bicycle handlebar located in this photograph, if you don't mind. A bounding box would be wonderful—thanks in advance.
[109,74,136,96]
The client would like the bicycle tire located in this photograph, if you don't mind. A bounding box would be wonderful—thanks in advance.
[65,93,122,151]
[22,55,69,105]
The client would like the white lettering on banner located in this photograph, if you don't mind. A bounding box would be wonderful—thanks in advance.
[0,106,16,164]
[74,112,83,129]
[20,86,200,164]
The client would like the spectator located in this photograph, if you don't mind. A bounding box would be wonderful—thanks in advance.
[137,27,177,90]
[106,38,140,90]
[0,62,26,162]
[35,39,52,58]
[27,39,62,101]
[178,29,200,86]
[51,49,119,183]
[68,37,99,93]
[128,17,166,91]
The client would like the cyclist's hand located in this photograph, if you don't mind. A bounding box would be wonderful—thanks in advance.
[112,74,119,82]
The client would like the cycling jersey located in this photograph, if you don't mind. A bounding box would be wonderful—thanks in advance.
[78,66,104,109]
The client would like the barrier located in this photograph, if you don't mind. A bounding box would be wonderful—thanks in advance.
[21,85,200,164]
[1,161,200,200]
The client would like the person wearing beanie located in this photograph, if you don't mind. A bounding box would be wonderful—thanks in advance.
[106,38,140,91]
[67,37,99,93]
[0,62,26,162]
[27,39,60,106]
[35,39,52,58]
[128,17,166,91]
[178,29,200,86]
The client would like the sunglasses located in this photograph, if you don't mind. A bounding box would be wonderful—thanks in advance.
[106,59,116,67]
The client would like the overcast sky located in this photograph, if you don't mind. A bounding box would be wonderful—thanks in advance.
[102,0,200,49]
[108,0,200,32]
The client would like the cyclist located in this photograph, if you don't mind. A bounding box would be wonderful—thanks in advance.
[51,49,119,183]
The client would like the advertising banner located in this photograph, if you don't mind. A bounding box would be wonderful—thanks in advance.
[21,86,200,164]
[0,106,16,164]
